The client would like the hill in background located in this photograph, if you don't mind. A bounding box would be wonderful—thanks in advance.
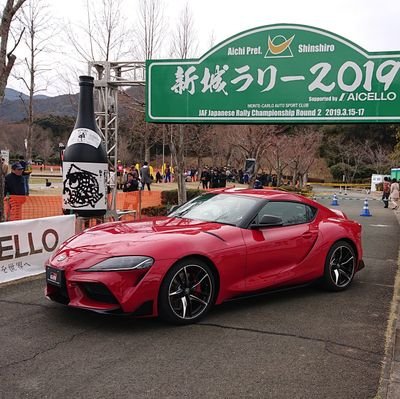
[0,89,78,122]
[4,88,49,101]
[0,86,145,123]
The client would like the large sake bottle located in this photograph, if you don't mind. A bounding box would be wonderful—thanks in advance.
[62,75,108,217]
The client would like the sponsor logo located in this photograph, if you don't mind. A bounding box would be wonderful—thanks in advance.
[265,35,295,58]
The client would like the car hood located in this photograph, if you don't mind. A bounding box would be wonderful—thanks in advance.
[57,217,237,257]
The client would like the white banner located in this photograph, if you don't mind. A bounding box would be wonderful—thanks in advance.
[0,215,75,284]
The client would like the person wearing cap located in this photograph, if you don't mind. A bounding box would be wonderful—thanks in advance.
[4,162,26,196]
[4,162,27,221]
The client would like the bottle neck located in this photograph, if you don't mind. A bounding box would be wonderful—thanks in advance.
[74,83,97,130]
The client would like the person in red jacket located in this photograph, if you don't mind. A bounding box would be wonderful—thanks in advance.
[382,177,391,208]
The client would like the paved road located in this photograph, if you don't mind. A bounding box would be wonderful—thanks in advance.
[0,195,399,399]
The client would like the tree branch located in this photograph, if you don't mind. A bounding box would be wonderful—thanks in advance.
[7,26,25,58]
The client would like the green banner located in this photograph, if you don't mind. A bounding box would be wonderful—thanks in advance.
[146,24,400,124]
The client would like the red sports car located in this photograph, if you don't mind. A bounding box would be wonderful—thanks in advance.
[45,188,364,324]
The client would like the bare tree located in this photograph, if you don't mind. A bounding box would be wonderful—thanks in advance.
[0,121,26,152]
[170,2,197,59]
[14,0,54,161]
[0,0,26,222]
[336,138,367,183]
[0,0,26,101]
[135,0,164,60]
[65,0,133,63]
[364,142,393,174]
[390,128,400,165]
[169,2,198,204]
[264,133,291,186]
[134,0,165,166]
[203,125,232,167]
[36,132,54,165]
[187,124,214,170]
[285,127,322,188]
[230,125,281,186]
[207,31,216,51]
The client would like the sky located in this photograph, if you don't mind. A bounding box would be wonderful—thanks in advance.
[7,0,400,96]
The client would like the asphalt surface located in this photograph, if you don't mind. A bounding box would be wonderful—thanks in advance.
[0,191,399,399]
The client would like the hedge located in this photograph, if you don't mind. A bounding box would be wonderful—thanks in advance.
[161,189,204,205]
[141,189,204,217]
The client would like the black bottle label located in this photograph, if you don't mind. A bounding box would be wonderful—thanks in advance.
[67,128,102,148]
[63,162,107,211]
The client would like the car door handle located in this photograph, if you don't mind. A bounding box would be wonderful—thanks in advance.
[302,232,313,239]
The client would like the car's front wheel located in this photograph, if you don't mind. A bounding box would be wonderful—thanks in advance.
[158,258,216,324]
[323,241,356,291]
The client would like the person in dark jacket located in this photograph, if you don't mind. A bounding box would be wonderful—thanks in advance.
[4,162,26,196]
[140,161,152,191]
[200,168,210,189]
[4,162,26,221]
[122,173,139,192]
[155,170,162,183]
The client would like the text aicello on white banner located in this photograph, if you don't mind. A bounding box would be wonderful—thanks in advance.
[0,215,75,284]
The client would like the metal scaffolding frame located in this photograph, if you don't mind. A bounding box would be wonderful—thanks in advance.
[87,61,145,216]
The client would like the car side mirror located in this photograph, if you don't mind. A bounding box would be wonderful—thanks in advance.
[250,214,283,229]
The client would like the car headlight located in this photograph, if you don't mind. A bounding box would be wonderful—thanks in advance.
[79,256,154,272]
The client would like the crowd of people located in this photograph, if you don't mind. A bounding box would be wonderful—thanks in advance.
[112,163,256,191]
[110,162,286,192]
[112,160,153,192]
[4,156,400,213]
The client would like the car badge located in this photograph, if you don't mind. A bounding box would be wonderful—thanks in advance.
[56,254,67,262]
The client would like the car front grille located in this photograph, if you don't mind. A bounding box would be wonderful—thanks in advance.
[80,282,119,304]
[47,270,69,305]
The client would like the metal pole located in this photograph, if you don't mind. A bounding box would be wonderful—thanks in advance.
[138,188,142,220]
[162,126,165,177]
[170,125,173,168]
[88,60,145,220]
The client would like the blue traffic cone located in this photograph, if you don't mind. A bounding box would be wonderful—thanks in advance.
[331,193,339,206]
[360,198,372,216]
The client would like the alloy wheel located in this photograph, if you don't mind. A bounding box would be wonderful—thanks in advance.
[167,264,213,320]
[328,244,355,288]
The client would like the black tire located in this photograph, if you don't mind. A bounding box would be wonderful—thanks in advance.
[158,258,216,325]
[323,241,356,291]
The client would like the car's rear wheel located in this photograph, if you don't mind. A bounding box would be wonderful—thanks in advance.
[158,258,216,324]
[323,241,356,291]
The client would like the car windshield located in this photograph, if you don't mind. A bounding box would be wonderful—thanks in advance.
[168,193,261,226]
